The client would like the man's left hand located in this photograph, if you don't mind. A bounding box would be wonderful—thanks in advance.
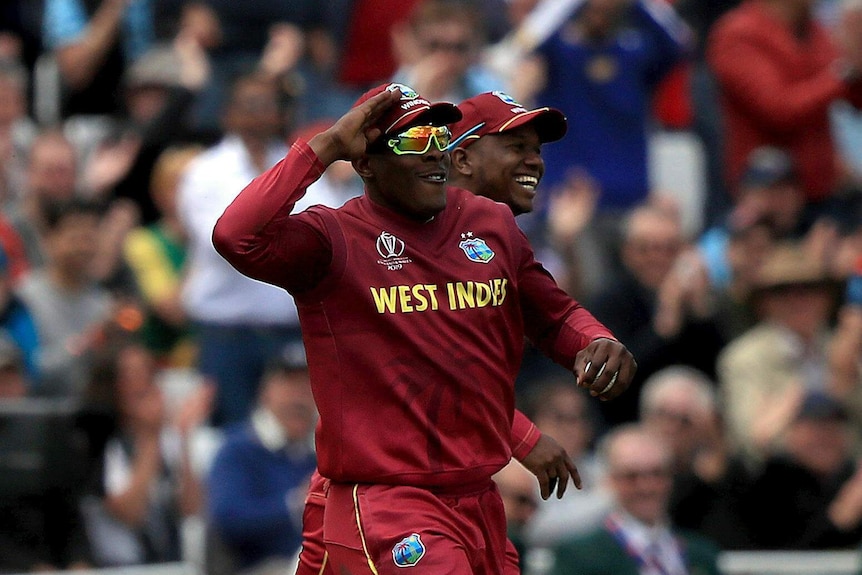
[519,433,581,499]
[574,338,637,401]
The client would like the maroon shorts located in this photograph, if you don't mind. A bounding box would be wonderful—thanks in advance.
[296,470,331,575]
[322,480,517,575]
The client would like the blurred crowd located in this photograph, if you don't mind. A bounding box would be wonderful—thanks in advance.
[1,0,862,574]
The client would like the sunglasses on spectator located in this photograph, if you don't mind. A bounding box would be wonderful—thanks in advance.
[387,125,452,155]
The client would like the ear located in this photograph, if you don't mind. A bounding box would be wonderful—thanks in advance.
[450,148,472,177]
[352,155,375,180]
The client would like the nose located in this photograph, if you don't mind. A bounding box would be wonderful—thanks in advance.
[423,146,447,164]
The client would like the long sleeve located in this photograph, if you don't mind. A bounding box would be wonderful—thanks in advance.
[515,232,616,371]
[510,409,541,461]
[212,140,333,294]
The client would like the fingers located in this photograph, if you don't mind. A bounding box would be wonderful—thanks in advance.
[567,458,582,492]
[575,339,637,401]
[544,464,570,500]
[360,89,400,128]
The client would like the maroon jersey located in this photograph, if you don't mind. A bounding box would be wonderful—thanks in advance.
[214,141,614,488]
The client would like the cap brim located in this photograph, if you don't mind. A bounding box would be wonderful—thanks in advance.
[494,108,567,143]
[388,102,463,134]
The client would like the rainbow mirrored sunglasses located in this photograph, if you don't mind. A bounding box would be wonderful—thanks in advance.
[386,125,452,155]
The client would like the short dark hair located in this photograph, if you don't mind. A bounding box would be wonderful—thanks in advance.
[42,198,105,232]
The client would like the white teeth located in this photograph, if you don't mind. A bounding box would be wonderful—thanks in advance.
[424,174,446,182]
[515,176,538,189]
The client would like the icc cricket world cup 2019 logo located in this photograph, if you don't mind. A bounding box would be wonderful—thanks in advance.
[376,231,412,270]
[377,231,405,258]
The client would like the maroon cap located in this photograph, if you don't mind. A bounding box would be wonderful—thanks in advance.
[353,82,462,135]
[450,91,567,149]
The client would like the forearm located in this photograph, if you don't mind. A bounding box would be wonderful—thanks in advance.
[105,437,162,526]
[56,0,126,90]
[177,436,203,517]
[635,0,692,55]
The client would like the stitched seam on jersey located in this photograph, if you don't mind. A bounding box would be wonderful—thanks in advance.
[353,484,379,574]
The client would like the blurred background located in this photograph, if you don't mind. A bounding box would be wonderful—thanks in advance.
[2,0,862,574]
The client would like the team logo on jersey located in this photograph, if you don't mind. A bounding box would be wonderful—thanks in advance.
[392,533,426,567]
[459,232,495,263]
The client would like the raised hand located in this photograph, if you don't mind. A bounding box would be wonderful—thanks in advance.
[307,89,401,165]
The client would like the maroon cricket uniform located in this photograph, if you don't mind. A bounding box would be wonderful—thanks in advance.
[295,411,542,575]
[213,140,614,574]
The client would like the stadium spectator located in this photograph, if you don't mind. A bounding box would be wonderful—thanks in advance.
[639,365,755,549]
[516,0,690,281]
[708,0,862,224]
[206,352,318,573]
[6,127,79,268]
[80,337,214,566]
[746,391,862,549]
[82,34,210,225]
[586,202,725,427]
[718,241,843,467]
[182,0,330,136]
[391,0,507,103]
[177,72,303,426]
[41,0,161,117]
[123,145,201,368]
[549,424,721,575]
[519,380,612,548]
[16,198,114,398]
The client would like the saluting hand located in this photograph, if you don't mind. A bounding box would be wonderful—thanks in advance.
[574,338,637,401]
[308,89,401,165]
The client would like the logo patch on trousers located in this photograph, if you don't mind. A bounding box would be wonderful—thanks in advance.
[392,533,426,567]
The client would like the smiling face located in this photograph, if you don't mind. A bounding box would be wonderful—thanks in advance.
[452,124,544,215]
[358,125,451,222]
[605,427,673,526]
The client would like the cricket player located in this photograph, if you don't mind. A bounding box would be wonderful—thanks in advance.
[213,83,635,575]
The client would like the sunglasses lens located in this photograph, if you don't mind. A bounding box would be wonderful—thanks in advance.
[388,126,451,154]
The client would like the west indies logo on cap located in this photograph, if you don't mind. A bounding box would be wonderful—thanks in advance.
[450,91,568,149]
[353,82,461,137]
[492,91,519,106]
[387,83,419,100]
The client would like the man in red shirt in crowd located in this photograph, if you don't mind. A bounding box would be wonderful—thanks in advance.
[708,0,862,207]
[213,83,635,574]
